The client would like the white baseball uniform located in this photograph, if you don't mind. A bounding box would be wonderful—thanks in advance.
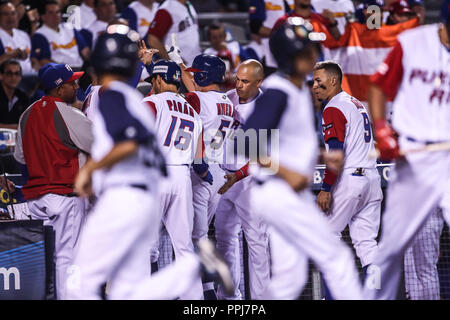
[321,91,382,267]
[147,0,201,66]
[244,73,364,299]
[214,88,270,300]
[0,27,34,74]
[364,24,450,299]
[67,81,205,300]
[121,1,158,39]
[311,0,355,34]
[184,91,234,242]
[142,91,204,299]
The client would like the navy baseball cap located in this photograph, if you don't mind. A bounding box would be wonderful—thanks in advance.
[38,62,57,79]
[145,60,181,86]
[40,64,84,90]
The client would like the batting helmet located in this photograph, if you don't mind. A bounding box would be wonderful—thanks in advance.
[91,24,140,78]
[185,54,226,87]
[145,59,182,88]
[269,17,325,75]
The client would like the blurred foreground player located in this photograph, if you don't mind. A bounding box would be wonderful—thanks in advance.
[243,18,364,299]
[364,0,450,300]
[68,25,233,299]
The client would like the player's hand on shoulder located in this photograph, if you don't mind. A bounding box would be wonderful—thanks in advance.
[374,119,399,161]
[317,191,332,213]
[218,173,238,194]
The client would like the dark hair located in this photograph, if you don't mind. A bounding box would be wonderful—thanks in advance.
[38,0,59,16]
[207,22,225,40]
[313,61,343,83]
[0,59,21,74]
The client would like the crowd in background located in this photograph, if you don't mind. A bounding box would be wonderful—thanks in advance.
[1,0,435,133]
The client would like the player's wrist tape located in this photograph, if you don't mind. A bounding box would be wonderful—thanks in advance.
[321,182,332,192]
[193,160,209,175]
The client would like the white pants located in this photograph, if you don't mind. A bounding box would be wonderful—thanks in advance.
[328,168,382,267]
[153,165,203,300]
[364,137,450,300]
[192,164,226,241]
[27,193,87,300]
[215,176,270,300]
[66,186,202,300]
[404,207,444,300]
[251,178,364,299]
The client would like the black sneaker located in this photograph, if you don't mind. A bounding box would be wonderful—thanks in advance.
[197,238,234,297]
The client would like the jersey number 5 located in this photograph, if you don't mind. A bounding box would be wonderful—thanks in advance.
[210,119,231,149]
[164,116,194,150]
[361,113,372,143]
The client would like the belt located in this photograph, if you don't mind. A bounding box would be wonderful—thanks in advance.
[62,192,78,197]
[406,136,440,145]
[351,168,365,176]
[130,184,148,191]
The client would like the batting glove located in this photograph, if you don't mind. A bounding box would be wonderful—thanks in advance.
[166,34,183,65]
[202,171,213,185]
[374,119,400,161]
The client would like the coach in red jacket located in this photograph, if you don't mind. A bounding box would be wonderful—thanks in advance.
[14,63,93,300]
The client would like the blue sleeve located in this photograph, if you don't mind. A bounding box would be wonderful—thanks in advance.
[74,29,88,52]
[121,7,138,32]
[80,29,93,50]
[0,39,4,55]
[127,61,145,88]
[243,89,288,132]
[238,43,250,61]
[98,90,151,144]
[249,0,266,20]
[241,89,287,158]
[31,33,51,60]
[327,138,344,150]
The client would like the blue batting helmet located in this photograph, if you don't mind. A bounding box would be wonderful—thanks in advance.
[185,54,226,87]
[269,17,325,75]
[91,24,140,78]
[145,60,182,87]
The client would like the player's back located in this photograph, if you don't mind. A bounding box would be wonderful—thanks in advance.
[390,24,450,142]
[143,91,202,165]
[90,80,164,193]
[252,73,318,178]
[184,91,234,164]
[324,92,376,169]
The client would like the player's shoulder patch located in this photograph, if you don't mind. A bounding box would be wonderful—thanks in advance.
[322,123,333,132]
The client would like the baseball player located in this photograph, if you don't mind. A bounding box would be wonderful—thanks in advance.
[142,59,211,299]
[363,0,450,299]
[313,61,382,275]
[214,59,271,300]
[67,25,233,300]
[242,17,364,299]
[13,63,92,299]
[168,49,234,243]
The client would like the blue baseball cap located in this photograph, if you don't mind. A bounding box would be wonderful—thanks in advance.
[39,64,84,90]
[145,60,181,86]
[38,62,57,79]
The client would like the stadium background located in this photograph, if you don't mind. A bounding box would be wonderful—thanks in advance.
[1,0,449,300]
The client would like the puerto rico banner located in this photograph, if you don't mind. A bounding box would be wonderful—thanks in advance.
[315,18,419,102]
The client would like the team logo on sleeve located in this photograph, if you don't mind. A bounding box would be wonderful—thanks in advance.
[323,123,333,132]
